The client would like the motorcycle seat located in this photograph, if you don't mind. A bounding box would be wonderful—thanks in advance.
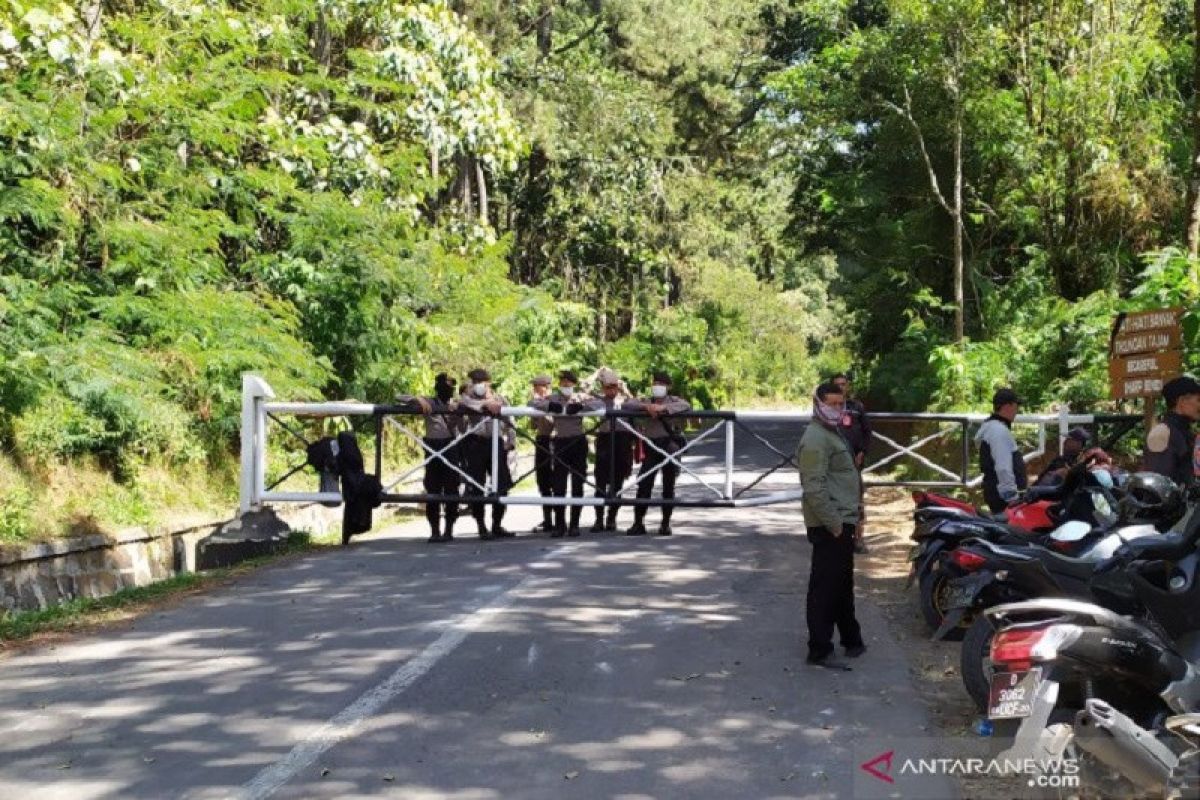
[1033,547,1106,582]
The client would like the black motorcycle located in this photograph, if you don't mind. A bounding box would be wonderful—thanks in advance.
[910,464,1123,640]
[982,511,1200,798]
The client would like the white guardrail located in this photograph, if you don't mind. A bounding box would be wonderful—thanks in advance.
[239,374,1138,513]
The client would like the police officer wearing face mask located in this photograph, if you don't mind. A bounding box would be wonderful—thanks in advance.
[396,373,462,543]
[530,370,602,537]
[624,372,692,537]
[528,375,556,534]
[456,368,515,539]
[591,368,635,532]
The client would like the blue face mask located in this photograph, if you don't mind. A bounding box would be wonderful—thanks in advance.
[1091,469,1114,490]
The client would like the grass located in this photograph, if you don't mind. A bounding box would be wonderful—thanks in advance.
[0,529,336,644]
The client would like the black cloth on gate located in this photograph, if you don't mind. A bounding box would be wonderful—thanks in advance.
[423,436,461,532]
[335,431,382,543]
[552,435,589,530]
[634,437,681,525]
[806,524,864,659]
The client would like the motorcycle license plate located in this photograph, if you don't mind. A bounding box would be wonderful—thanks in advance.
[988,668,1043,720]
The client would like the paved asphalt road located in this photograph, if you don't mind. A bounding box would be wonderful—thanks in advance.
[0,421,958,799]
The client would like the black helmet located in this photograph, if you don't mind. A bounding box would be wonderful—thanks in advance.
[1117,472,1185,529]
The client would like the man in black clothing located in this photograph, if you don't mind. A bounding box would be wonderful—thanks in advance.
[832,373,872,553]
[1143,376,1200,489]
[1035,427,1091,487]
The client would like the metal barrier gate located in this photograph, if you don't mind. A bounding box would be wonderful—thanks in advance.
[238,375,1143,513]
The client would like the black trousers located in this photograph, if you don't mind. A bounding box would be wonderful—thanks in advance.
[983,483,1009,515]
[534,435,555,526]
[462,437,512,530]
[422,437,460,533]
[634,438,679,525]
[806,524,864,659]
[552,435,588,529]
[594,432,634,524]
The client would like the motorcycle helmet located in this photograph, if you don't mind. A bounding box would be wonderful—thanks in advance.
[1117,472,1185,530]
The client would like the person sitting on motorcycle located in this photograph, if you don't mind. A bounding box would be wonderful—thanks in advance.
[1035,428,1113,487]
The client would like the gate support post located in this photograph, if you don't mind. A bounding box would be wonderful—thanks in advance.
[240,374,275,514]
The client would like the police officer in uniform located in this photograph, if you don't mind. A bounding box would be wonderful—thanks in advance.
[625,372,692,537]
[591,368,635,532]
[976,388,1027,514]
[530,370,601,537]
[528,374,556,533]
[457,368,515,539]
[1143,376,1200,489]
[396,373,462,543]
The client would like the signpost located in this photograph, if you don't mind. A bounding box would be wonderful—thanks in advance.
[1109,308,1184,429]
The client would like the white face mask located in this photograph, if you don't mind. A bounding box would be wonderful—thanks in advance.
[560,385,574,397]
[651,384,668,399]
[473,383,488,398]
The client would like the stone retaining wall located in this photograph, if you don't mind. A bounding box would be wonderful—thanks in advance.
[0,504,343,614]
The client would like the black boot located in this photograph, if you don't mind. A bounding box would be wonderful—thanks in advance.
[492,507,513,538]
[591,508,605,533]
[427,521,442,543]
[626,513,648,536]
[657,508,673,537]
[568,507,581,537]
[443,517,455,541]
[477,516,492,540]
[605,507,619,531]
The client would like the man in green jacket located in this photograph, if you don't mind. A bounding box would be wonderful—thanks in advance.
[798,381,866,670]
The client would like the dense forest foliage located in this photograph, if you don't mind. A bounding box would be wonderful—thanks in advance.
[1,0,1199,538]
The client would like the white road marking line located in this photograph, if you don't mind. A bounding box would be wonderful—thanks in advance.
[235,545,571,800]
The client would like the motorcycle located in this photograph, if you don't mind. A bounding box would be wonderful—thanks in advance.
[935,520,1160,710]
[982,511,1200,797]
[910,462,1123,640]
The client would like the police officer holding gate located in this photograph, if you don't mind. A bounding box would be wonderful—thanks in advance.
[529,370,602,537]
[457,368,515,539]
[396,373,462,544]
[528,374,556,533]
[624,372,692,537]
[591,368,635,532]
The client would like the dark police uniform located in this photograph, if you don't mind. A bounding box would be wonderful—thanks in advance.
[593,395,635,531]
[530,388,602,536]
[625,390,692,536]
[1143,412,1196,489]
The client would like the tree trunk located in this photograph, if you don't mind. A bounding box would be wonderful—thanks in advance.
[537,3,553,57]
[1186,0,1200,257]
[952,79,965,344]
[475,159,488,224]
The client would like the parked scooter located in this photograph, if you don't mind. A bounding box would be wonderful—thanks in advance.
[910,461,1123,639]
[939,473,1187,709]
[981,504,1200,798]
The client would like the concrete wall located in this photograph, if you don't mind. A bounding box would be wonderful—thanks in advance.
[0,504,342,614]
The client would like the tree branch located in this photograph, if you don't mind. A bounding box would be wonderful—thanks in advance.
[880,85,953,215]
